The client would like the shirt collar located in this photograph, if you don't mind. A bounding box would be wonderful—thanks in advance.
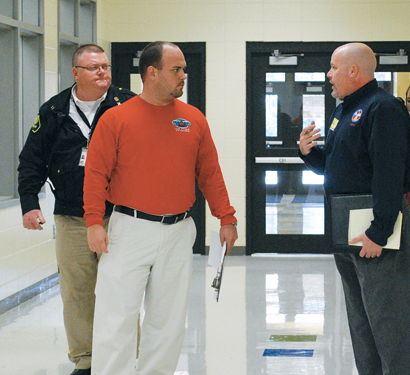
[71,84,108,107]
[342,79,378,108]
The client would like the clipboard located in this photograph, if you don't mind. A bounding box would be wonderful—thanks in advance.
[208,231,227,302]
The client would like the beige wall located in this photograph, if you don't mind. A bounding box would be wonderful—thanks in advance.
[2,0,410,300]
[97,0,410,247]
[397,72,410,102]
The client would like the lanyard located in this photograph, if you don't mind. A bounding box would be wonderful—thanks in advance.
[74,102,92,129]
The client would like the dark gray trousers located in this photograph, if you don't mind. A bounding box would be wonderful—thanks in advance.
[334,201,410,375]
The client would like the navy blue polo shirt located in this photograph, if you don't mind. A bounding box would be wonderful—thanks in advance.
[301,79,410,246]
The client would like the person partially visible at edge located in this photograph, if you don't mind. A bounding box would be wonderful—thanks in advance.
[299,42,410,374]
[405,84,410,114]
[405,85,410,207]
[83,41,238,375]
[17,44,136,375]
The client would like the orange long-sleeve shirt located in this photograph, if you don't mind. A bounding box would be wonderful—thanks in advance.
[84,96,236,227]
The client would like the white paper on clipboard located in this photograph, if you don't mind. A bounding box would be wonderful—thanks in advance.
[208,231,227,301]
[208,230,226,270]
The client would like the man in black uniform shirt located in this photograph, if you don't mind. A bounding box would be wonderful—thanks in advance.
[299,43,410,375]
[18,44,135,375]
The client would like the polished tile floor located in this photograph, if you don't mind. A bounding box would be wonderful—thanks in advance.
[0,254,359,375]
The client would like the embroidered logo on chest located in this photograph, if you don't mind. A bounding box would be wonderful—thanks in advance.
[172,118,191,132]
[351,109,363,126]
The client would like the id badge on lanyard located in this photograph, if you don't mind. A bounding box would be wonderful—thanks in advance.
[79,138,90,167]
[79,147,88,167]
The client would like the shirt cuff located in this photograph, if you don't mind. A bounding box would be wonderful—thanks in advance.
[85,215,104,228]
[365,225,388,247]
[220,215,237,227]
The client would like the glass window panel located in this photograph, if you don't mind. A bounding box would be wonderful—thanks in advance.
[302,94,325,137]
[79,1,95,41]
[302,171,324,185]
[266,171,278,185]
[266,72,324,149]
[59,43,77,90]
[265,94,278,137]
[303,206,325,234]
[22,35,41,141]
[0,1,14,18]
[266,171,324,235]
[0,4,44,202]
[22,0,40,25]
[60,0,76,36]
[295,72,326,82]
[266,72,285,82]
[375,72,392,82]
[0,28,15,198]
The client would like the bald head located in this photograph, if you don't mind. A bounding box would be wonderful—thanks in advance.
[335,43,377,79]
[327,43,377,99]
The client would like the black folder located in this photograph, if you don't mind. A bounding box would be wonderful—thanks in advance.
[330,194,406,253]
[329,194,374,253]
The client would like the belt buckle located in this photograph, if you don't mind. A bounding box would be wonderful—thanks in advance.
[161,213,174,224]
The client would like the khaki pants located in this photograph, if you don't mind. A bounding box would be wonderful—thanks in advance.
[55,215,109,370]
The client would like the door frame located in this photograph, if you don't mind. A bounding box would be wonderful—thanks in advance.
[246,41,410,255]
[111,42,207,254]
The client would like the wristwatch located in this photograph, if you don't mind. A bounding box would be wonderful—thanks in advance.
[231,222,237,227]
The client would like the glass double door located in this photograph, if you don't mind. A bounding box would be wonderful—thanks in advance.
[247,45,333,254]
[264,71,329,244]
[246,41,410,254]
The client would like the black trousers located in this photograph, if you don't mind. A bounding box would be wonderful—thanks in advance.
[334,201,410,374]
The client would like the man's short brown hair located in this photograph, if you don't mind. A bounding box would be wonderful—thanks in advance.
[72,44,105,67]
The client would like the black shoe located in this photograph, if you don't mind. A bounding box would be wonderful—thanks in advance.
[70,369,91,375]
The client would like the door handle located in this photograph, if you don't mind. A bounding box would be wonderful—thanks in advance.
[255,157,304,164]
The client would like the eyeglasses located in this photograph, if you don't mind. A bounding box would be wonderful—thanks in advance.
[75,64,111,72]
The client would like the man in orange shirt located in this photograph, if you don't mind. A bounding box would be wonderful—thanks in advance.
[84,41,238,375]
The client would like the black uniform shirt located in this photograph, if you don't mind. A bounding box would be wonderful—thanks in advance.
[301,79,410,246]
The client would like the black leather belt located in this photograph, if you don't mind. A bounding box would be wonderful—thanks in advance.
[114,205,191,225]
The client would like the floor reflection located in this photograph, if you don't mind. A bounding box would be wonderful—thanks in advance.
[181,255,357,375]
[0,255,358,375]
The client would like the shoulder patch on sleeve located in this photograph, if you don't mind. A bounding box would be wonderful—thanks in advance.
[31,115,41,133]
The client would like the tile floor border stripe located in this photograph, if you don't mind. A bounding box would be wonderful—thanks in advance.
[0,273,59,315]
[263,349,315,357]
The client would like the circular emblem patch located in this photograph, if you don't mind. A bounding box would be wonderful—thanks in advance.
[351,109,363,123]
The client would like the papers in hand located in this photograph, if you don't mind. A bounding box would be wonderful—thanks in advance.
[208,230,227,302]
[349,209,402,250]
